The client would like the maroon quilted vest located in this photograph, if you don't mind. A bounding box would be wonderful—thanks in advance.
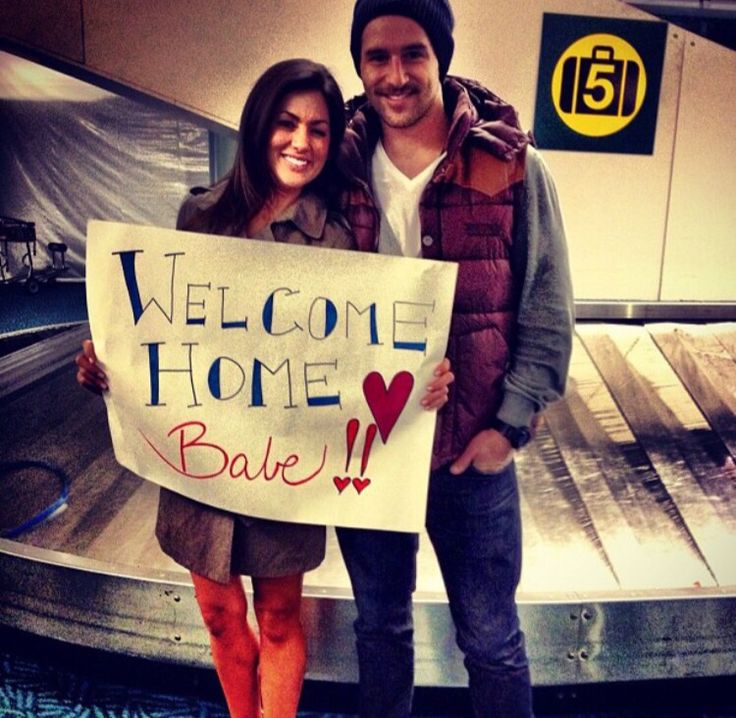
[342,81,526,468]
[421,147,525,468]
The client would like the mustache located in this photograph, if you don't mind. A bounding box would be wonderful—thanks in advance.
[375,81,420,96]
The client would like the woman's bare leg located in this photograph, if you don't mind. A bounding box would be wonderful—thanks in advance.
[192,572,260,718]
[252,573,306,718]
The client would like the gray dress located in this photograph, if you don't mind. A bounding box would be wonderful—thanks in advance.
[155,188,354,584]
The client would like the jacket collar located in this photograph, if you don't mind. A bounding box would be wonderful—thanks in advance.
[341,76,525,184]
[273,192,328,240]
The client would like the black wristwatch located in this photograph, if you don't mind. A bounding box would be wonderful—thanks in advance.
[491,419,531,449]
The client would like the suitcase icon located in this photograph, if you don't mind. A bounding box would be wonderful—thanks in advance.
[559,45,640,117]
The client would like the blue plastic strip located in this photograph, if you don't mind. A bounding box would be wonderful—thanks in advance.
[0,460,70,539]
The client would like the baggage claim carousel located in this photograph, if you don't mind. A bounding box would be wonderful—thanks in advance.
[1,315,735,687]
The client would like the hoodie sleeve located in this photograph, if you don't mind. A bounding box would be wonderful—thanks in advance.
[495,146,574,428]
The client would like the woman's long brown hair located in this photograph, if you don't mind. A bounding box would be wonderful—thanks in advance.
[184,58,347,236]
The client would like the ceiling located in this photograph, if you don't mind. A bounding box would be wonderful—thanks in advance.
[628,0,736,49]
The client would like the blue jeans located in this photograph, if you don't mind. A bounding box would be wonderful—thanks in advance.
[336,462,532,718]
[335,525,418,718]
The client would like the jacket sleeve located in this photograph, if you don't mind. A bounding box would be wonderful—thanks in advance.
[496,146,574,428]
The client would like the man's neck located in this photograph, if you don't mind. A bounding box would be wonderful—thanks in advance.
[380,101,449,179]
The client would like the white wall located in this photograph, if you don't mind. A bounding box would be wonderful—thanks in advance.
[661,36,736,301]
[1,0,734,302]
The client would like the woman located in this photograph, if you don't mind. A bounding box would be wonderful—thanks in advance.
[77,58,452,718]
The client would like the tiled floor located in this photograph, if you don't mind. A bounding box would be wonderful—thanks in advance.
[2,627,736,718]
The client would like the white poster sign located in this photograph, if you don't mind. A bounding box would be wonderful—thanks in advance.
[86,220,458,531]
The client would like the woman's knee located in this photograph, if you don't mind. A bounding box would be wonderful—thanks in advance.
[193,574,248,639]
[253,578,303,645]
[255,597,303,644]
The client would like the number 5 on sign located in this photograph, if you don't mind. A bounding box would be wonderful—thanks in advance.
[553,34,647,137]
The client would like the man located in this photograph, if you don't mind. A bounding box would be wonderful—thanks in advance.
[336,1,574,716]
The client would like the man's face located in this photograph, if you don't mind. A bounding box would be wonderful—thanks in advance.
[359,15,443,130]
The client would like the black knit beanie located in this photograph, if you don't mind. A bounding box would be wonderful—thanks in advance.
[350,0,455,79]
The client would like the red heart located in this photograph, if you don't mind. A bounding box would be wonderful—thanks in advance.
[333,476,350,494]
[352,477,371,494]
[363,371,414,443]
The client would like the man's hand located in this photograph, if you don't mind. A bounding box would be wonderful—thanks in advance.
[421,357,454,410]
[449,428,513,475]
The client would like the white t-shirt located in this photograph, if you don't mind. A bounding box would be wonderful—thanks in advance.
[371,140,446,257]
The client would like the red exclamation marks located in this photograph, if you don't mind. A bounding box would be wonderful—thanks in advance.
[333,418,375,495]
[361,424,377,475]
[345,418,360,472]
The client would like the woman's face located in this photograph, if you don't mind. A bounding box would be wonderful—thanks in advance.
[269,90,331,196]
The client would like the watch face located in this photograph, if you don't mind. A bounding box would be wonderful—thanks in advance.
[493,419,532,448]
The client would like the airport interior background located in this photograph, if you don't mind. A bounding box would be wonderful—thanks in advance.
[2,0,736,716]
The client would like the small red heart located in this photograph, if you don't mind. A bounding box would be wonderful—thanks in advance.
[333,476,351,494]
[352,477,371,494]
[363,371,414,443]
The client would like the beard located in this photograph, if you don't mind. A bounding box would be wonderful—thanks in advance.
[368,80,436,129]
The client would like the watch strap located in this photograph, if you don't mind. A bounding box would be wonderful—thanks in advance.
[491,418,531,449]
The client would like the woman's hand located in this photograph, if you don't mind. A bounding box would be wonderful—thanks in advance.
[421,357,454,410]
[75,339,108,394]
